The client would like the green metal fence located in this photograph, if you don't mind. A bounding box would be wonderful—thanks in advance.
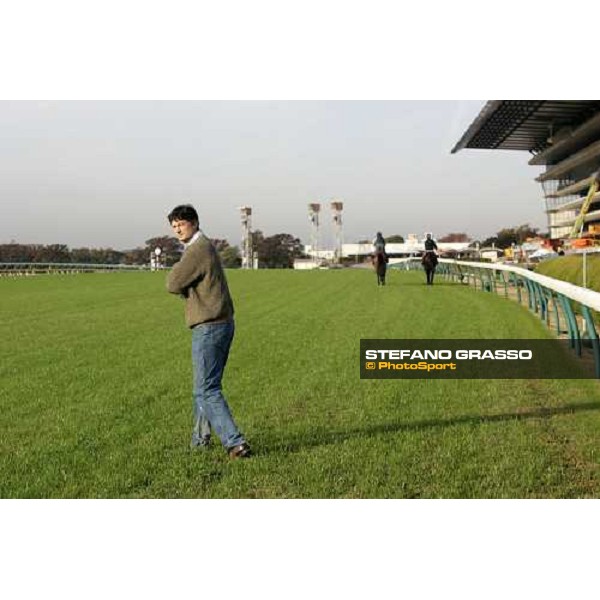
[0,262,149,276]
[394,258,600,378]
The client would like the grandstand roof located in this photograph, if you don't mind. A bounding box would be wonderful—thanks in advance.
[451,100,600,155]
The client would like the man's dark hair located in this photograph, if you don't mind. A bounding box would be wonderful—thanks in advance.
[168,204,199,224]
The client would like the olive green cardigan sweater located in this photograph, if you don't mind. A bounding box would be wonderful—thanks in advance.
[166,236,234,328]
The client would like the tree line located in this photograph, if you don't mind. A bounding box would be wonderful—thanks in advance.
[205,231,304,268]
[0,231,305,269]
[0,240,178,266]
[477,224,542,249]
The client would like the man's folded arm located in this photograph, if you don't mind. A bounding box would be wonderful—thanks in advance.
[166,250,206,294]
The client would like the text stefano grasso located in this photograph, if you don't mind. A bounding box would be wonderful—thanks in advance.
[364,349,533,361]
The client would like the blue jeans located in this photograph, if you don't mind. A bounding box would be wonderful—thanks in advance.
[191,320,245,449]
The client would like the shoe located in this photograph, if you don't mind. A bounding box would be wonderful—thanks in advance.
[228,442,252,459]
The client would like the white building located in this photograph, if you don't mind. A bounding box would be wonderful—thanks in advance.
[304,240,470,259]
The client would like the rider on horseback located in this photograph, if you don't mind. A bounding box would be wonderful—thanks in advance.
[424,232,438,253]
[373,231,387,256]
[372,232,389,286]
[422,233,438,285]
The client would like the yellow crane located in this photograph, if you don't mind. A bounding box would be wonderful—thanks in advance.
[570,169,600,239]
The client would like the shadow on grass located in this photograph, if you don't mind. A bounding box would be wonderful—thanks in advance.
[258,401,600,456]
[388,281,460,287]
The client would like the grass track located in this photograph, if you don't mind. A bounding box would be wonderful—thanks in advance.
[1,269,600,498]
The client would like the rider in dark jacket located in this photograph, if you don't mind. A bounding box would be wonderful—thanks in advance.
[424,233,438,252]
[422,233,438,285]
[373,232,386,254]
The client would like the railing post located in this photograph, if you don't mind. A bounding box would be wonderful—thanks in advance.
[523,278,534,311]
[478,268,486,291]
[546,289,561,335]
[557,294,582,356]
[499,270,508,298]
[581,305,600,378]
[533,281,547,321]
[510,273,522,304]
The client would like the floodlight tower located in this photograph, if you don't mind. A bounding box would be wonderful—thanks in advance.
[330,200,344,263]
[239,206,253,269]
[308,202,321,260]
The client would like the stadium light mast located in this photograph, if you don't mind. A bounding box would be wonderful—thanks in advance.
[239,206,253,269]
[308,202,321,262]
[330,200,344,263]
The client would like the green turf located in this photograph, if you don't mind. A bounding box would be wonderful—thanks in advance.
[535,254,600,291]
[1,269,600,498]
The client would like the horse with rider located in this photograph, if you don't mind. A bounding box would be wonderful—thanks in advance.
[421,232,438,285]
[372,231,389,286]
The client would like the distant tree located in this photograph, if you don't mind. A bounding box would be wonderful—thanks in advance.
[71,247,94,263]
[256,233,304,268]
[220,245,242,268]
[87,248,124,264]
[0,244,32,262]
[145,235,182,266]
[210,238,230,253]
[495,230,518,249]
[386,234,405,243]
[30,244,71,263]
[251,230,264,254]
[145,235,181,254]
[494,224,540,249]
[515,224,541,242]
[121,247,148,265]
[438,232,470,243]
[0,243,71,263]
[481,236,499,248]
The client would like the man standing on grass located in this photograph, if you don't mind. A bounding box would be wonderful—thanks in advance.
[166,204,251,460]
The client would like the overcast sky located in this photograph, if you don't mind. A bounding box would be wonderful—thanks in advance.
[0,100,547,249]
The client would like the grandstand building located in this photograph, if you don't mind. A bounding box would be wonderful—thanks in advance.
[451,100,600,241]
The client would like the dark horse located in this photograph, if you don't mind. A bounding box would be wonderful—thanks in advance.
[372,251,388,286]
[421,251,438,285]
